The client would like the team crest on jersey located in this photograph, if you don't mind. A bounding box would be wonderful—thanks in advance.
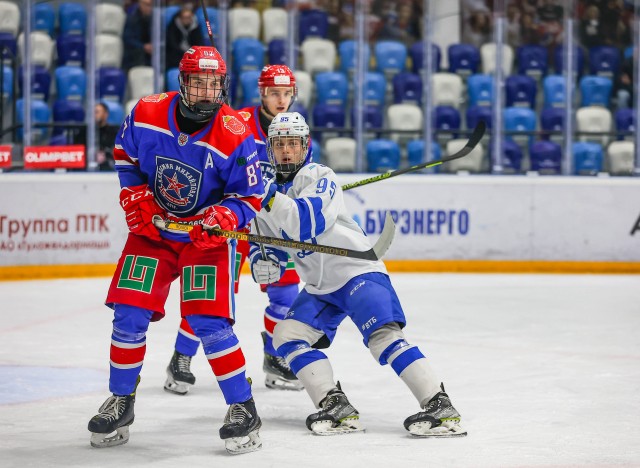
[223,115,245,135]
[155,156,202,214]
[238,111,252,122]
[142,93,169,103]
[178,133,189,146]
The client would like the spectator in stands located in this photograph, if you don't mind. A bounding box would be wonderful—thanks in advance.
[580,5,605,49]
[520,12,540,45]
[463,10,492,48]
[506,3,523,47]
[166,6,204,70]
[94,103,118,171]
[122,0,153,70]
[377,1,420,45]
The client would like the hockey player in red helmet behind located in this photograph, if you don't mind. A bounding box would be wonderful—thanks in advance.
[87,46,264,455]
[165,64,305,397]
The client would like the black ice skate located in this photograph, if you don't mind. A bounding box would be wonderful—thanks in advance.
[306,383,364,435]
[262,331,303,391]
[88,393,135,448]
[219,398,262,455]
[164,351,196,395]
[403,384,467,437]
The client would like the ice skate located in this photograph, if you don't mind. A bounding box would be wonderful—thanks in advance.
[219,398,262,455]
[403,384,467,438]
[306,383,364,435]
[262,332,303,391]
[164,351,196,395]
[88,394,135,448]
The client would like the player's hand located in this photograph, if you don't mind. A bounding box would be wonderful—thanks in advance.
[249,247,287,284]
[261,177,279,210]
[119,185,165,241]
[189,205,238,249]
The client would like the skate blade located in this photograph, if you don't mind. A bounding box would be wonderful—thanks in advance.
[164,377,191,395]
[310,417,365,436]
[407,419,467,438]
[90,426,130,448]
[264,373,304,391]
[224,430,262,455]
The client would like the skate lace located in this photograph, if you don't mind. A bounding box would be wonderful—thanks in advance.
[99,396,126,422]
[176,354,192,373]
[275,355,290,371]
[228,403,250,424]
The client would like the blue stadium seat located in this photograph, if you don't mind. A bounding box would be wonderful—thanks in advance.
[553,45,584,76]
[363,72,386,107]
[164,5,181,29]
[492,138,523,173]
[299,9,328,42]
[540,107,565,138]
[267,39,286,65]
[315,71,348,107]
[2,65,12,99]
[18,66,51,101]
[407,139,441,169]
[408,42,441,74]
[57,35,86,67]
[195,7,218,40]
[98,67,126,102]
[312,104,345,140]
[290,102,309,122]
[504,107,536,146]
[530,140,562,174]
[338,40,370,75]
[624,46,633,60]
[34,2,56,37]
[505,74,537,108]
[447,43,480,77]
[351,106,383,130]
[101,100,125,126]
[588,46,620,79]
[543,75,566,108]
[614,108,634,139]
[572,141,603,175]
[366,139,400,172]
[52,99,85,137]
[466,105,493,130]
[231,38,264,75]
[0,33,17,64]
[516,45,548,79]
[434,106,461,135]
[166,67,180,92]
[55,66,86,100]
[392,72,422,105]
[374,40,408,77]
[579,75,612,107]
[59,2,87,35]
[16,98,51,141]
[467,74,493,107]
[238,69,261,107]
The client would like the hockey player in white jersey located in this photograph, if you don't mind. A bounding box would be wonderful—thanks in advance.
[248,112,467,437]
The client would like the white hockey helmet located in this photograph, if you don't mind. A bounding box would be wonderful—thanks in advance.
[267,112,311,180]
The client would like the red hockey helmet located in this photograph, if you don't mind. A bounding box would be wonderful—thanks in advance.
[258,65,297,98]
[178,46,229,120]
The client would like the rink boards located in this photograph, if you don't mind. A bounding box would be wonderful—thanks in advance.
[0,173,639,279]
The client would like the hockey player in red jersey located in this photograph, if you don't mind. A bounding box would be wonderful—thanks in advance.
[165,64,304,396]
[88,46,263,455]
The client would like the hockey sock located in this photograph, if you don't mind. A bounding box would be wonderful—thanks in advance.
[109,304,153,395]
[263,284,298,356]
[186,315,251,404]
[174,317,200,357]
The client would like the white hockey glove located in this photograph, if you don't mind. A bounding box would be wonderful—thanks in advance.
[249,247,288,284]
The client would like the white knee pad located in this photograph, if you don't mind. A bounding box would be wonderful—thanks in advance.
[368,322,406,363]
[272,319,325,351]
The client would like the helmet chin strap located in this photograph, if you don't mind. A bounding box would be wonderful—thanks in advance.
[178,98,215,122]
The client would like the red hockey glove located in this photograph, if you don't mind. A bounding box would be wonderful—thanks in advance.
[189,205,239,250]
[119,185,165,241]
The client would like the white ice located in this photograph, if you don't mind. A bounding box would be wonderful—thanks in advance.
[1,273,639,467]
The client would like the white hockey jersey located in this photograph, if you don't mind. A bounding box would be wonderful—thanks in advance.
[252,163,387,295]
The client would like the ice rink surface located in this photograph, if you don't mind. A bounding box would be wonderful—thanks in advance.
[1,273,639,468]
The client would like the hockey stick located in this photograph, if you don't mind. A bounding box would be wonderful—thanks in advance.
[341,121,486,191]
[152,213,396,261]
[200,0,215,46]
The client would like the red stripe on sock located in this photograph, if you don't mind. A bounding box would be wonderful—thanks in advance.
[208,347,246,377]
[264,314,277,334]
[110,343,146,366]
[180,318,195,335]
